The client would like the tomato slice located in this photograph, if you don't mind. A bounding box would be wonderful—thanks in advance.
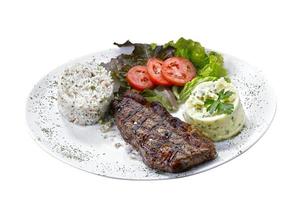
[161,57,196,86]
[147,58,172,86]
[126,66,155,90]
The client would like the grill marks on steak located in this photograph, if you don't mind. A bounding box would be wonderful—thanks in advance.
[113,91,217,173]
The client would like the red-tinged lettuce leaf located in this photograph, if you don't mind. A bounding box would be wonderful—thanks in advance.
[113,40,176,61]
[101,41,175,96]
[102,40,175,72]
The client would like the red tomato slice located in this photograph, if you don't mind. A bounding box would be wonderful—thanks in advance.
[161,57,196,86]
[126,66,155,90]
[147,58,172,86]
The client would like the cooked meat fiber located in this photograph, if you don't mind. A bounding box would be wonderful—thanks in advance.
[112,91,216,173]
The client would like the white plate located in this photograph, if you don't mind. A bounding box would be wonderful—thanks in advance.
[26,48,276,180]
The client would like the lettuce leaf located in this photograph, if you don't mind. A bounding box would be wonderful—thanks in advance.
[166,38,208,69]
[171,86,181,100]
[179,76,217,102]
[198,51,227,78]
[142,86,178,112]
[101,41,176,96]
[102,40,175,73]
[179,52,228,102]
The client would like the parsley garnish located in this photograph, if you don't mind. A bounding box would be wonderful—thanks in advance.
[204,89,234,115]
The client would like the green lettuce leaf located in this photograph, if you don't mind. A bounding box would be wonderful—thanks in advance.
[179,76,217,102]
[179,52,228,102]
[141,86,178,112]
[198,51,227,78]
[166,37,208,69]
[171,86,181,100]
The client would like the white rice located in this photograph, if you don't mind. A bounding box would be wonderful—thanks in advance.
[57,63,114,125]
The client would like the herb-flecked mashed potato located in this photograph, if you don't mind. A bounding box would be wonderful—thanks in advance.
[184,78,245,141]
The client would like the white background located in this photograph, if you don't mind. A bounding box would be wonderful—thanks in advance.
[0,0,299,199]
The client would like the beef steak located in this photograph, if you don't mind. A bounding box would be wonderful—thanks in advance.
[112,91,216,173]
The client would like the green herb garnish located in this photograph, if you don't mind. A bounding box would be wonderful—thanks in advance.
[90,85,96,90]
[204,89,234,115]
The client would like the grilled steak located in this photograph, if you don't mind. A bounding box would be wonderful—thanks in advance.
[112,91,216,173]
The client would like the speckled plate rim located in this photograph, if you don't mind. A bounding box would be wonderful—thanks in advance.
[26,48,277,180]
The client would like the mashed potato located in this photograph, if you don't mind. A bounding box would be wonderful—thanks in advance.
[184,78,245,141]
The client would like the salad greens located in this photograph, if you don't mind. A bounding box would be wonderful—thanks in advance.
[101,41,175,97]
[167,38,208,70]
[102,38,229,112]
[101,41,175,78]
[178,51,228,102]
[179,76,217,102]
[141,86,178,111]
[171,86,181,100]
[198,51,227,78]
